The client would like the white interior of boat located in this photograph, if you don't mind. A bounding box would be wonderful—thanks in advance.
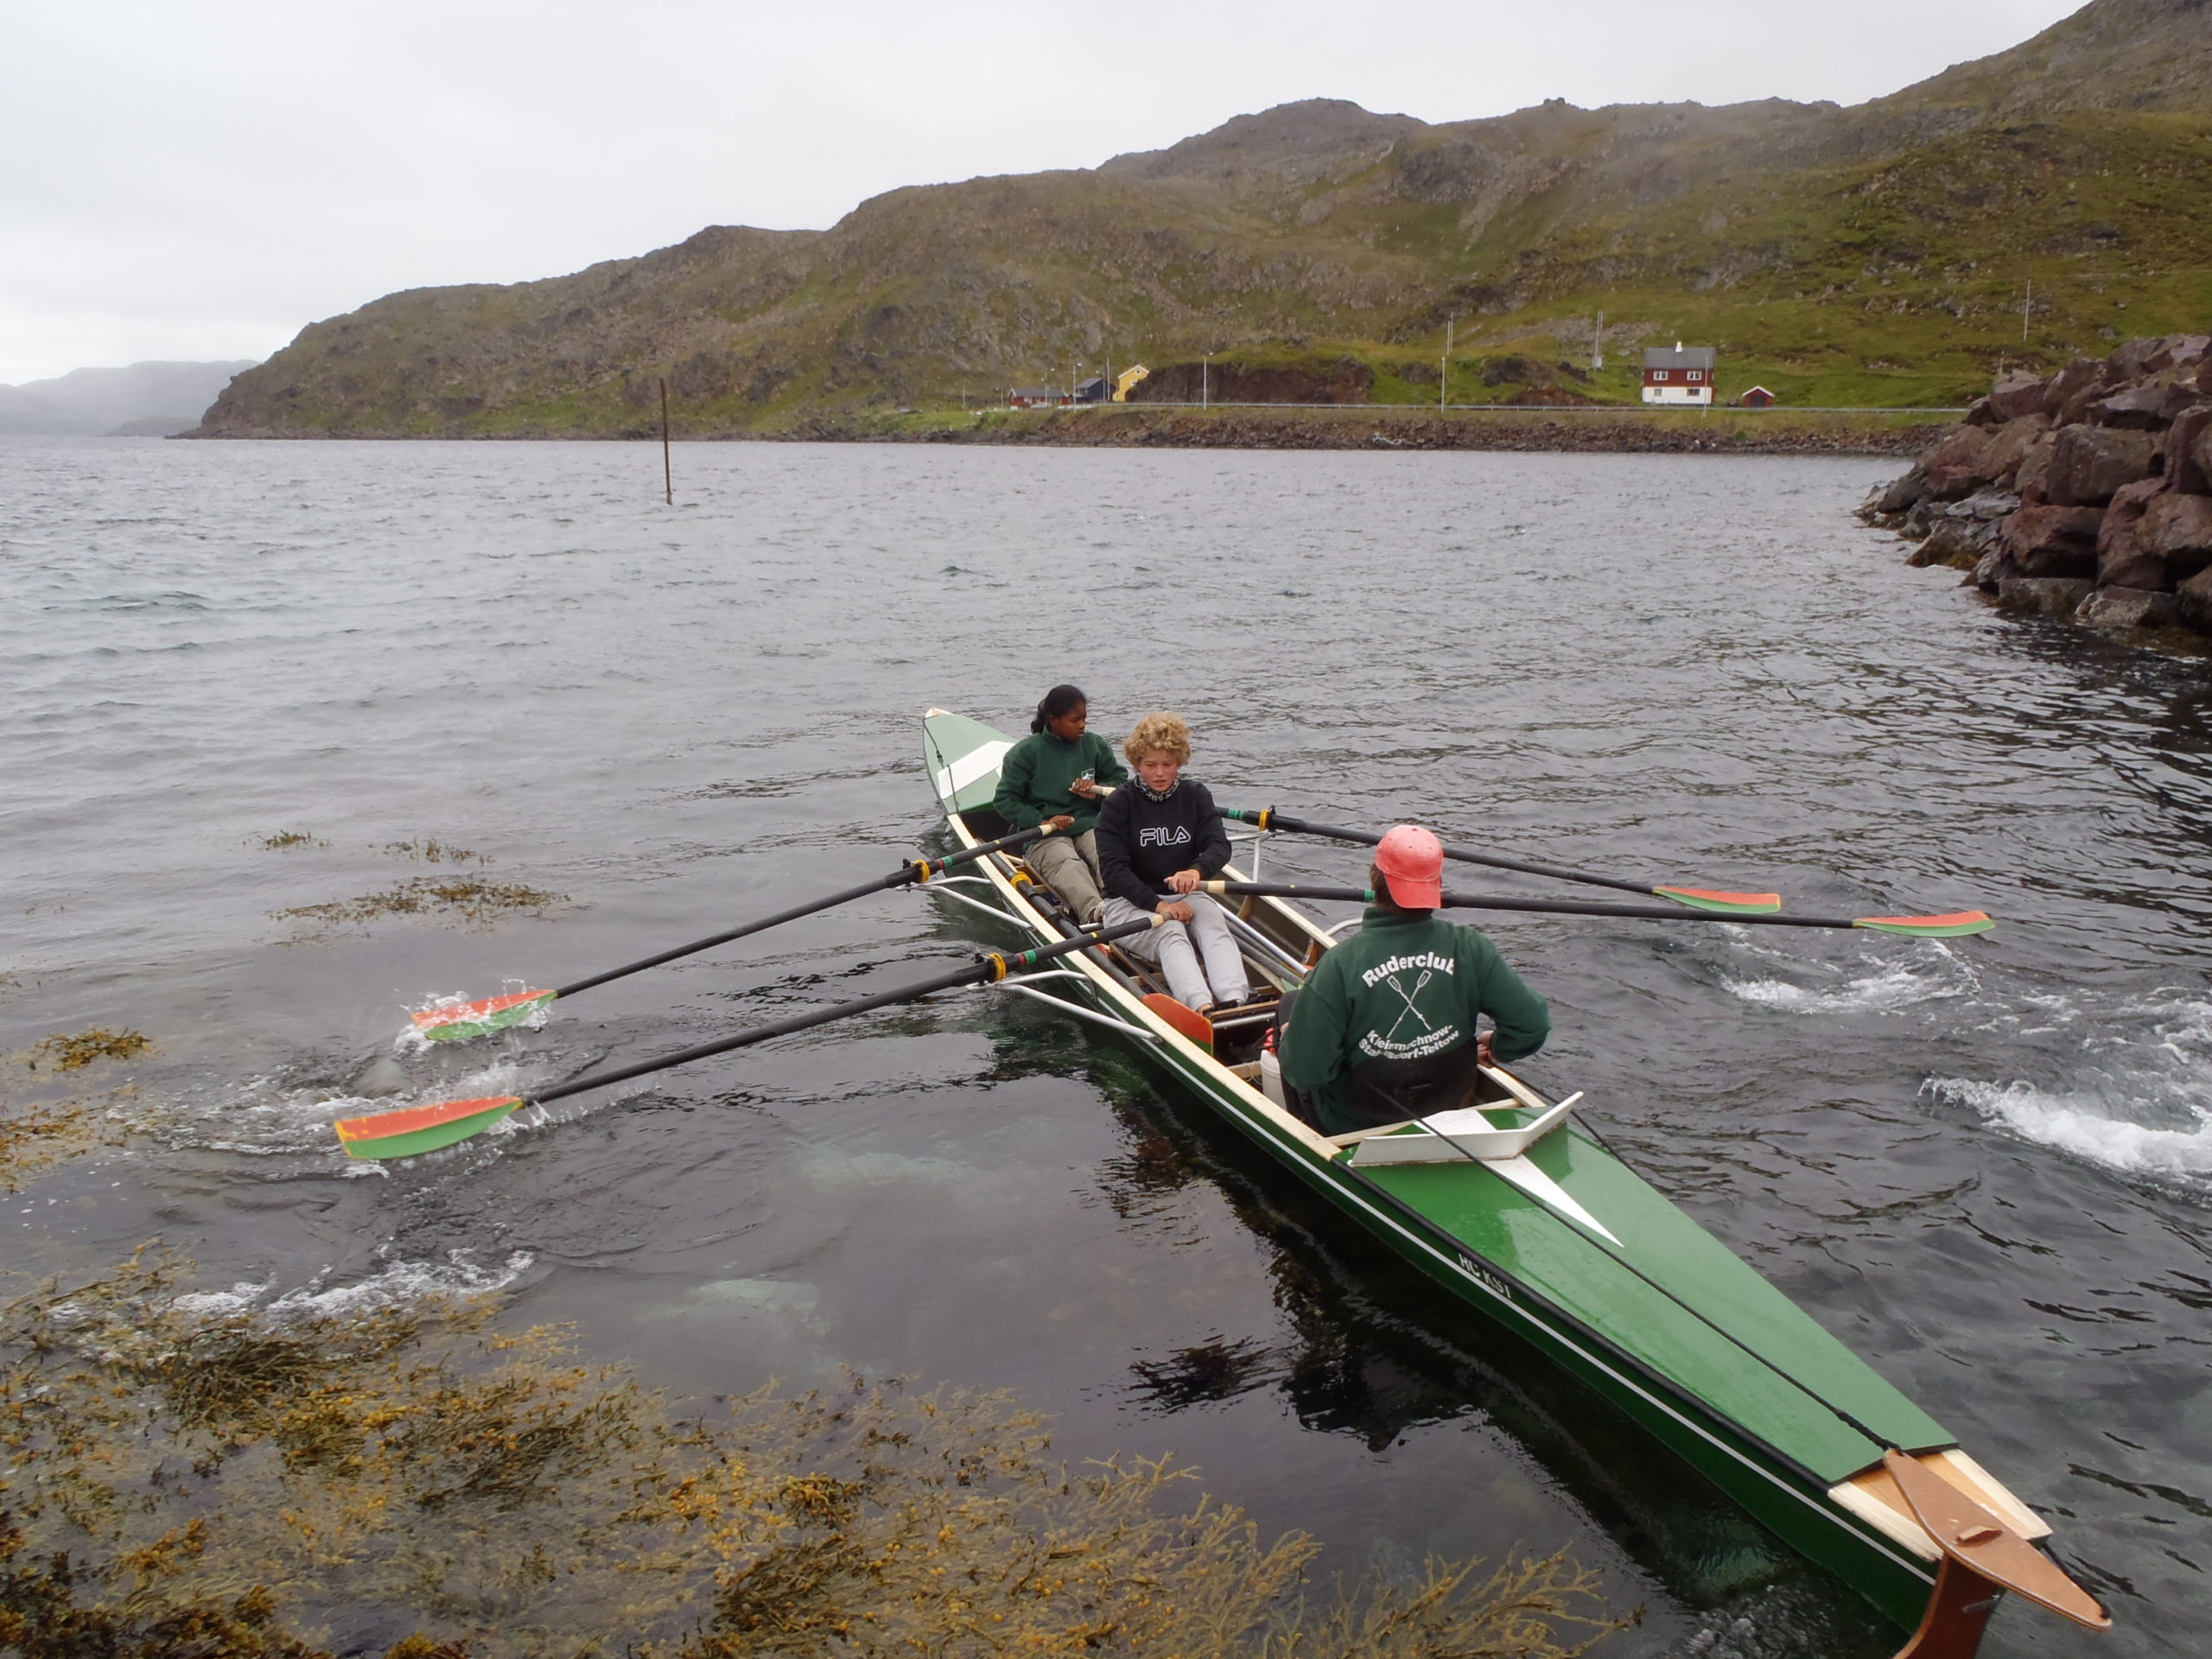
[1829,1449,2051,1563]
[1337,1092,1585,1166]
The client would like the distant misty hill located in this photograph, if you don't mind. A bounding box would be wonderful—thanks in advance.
[0,360,261,436]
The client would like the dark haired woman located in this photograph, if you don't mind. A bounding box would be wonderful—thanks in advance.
[990,684,1128,923]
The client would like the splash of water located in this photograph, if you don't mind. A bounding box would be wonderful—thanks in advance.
[1927,995,2212,1193]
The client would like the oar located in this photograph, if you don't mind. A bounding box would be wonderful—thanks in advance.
[410,824,1058,1042]
[1224,808,1783,915]
[342,914,1168,1160]
[1198,881,1993,938]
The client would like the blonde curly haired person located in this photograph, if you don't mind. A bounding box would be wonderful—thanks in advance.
[1092,713,1250,1014]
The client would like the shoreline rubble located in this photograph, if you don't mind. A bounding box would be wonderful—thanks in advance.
[1857,333,2212,640]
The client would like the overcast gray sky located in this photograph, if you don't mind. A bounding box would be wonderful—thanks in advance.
[1,0,2082,384]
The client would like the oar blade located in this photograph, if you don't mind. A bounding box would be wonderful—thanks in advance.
[1853,911,1995,938]
[1142,993,1215,1052]
[410,988,557,1043]
[1652,886,1783,915]
[335,1095,524,1160]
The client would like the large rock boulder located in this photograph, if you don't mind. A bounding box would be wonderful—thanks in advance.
[2096,479,2172,591]
[2089,380,2200,430]
[1996,576,2094,617]
[1909,518,1988,569]
[2178,565,2212,632]
[1982,414,2048,486]
[2044,358,2108,421]
[2016,430,2061,503]
[2046,425,2158,506]
[1876,467,1927,514]
[2078,587,2182,632]
[2141,493,2212,580]
[2000,505,2103,577]
[2168,406,2212,496]
[1987,371,2048,422]
[1923,424,1999,500]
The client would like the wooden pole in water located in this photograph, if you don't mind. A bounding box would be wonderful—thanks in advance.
[659,376,673,505]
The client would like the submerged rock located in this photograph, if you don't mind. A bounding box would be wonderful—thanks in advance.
[1996,575,2094,618]
[353,1055,413,1096]
[2079,587,2182,632]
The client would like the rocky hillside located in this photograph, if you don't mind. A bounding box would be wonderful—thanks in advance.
[1859,331,2212,633]
[193,0,2212,440]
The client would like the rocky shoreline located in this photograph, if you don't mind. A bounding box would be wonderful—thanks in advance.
[1857,334,2212,639]
[804,405,1943,457]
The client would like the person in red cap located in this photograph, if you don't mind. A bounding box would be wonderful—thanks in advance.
[1276,824,1550,1136]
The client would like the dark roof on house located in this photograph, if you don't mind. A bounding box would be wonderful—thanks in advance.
[1643,345,1717,370]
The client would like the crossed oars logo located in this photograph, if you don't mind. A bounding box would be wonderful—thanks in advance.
[1381,970,1434,1042]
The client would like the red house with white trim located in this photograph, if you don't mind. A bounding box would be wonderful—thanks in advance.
[1642,343,1716,405]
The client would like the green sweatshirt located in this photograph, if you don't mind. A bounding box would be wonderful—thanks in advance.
[991,731,1128,834]
[1280,906,1549,1136]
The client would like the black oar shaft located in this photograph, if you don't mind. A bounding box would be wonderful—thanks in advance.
[533,916,1157,1107]
[550,825,1048,999]
[1230,809,1654,898]
[1210,881,1868,931]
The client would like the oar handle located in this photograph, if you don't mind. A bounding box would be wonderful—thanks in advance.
[1202,882,1990,934]
[533,915,1161,1107]
[551,824,1053,999]
[1227,808,1657,899]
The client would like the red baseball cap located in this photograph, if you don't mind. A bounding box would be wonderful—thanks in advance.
[1375,824,1445,908]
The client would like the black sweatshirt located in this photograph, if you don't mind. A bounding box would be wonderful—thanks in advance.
[1095,779,1233,913]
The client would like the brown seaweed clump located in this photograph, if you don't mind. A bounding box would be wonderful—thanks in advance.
[0,1091,132,1193]
[276,879,560,931]
[383,840,483,864]
[23,1028,155,1072]
[261,831,325,850]
[0,1250,1626,1658]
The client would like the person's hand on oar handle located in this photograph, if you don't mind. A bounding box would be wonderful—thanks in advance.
[1069,774,1100,799]
[1159,866,1204,921]
[1047,813,1076,832]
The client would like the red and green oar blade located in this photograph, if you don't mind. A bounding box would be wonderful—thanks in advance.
[411,988,558,1043]
[1198,881,1994,937]
[340,913,1167,1160]
[1142,993,1215,1052]
[1853,910,1993,938]
[1652,886,1783,915]
[402,823,1057,1045]
[335,1095,525,1160]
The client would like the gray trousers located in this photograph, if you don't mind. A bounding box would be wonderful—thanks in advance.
[1025,830,1103,922]
[1101,893,1251,1011]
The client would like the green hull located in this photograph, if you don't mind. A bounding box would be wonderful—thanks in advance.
[919,709,1955,1630]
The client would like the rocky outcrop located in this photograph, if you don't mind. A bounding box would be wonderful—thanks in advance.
[1860,331,2212,639]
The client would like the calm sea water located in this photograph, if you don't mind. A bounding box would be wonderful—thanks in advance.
[3,436,2208,1656]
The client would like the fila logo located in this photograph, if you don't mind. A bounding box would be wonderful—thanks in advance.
[1137,826,1193,849]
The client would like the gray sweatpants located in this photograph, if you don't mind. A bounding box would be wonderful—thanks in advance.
[1025,830,1104,923]
[1101,893,1251,1011]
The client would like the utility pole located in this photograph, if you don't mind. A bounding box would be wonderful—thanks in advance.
[1592,310,1605,372]
[2023,277,2032,345]
[659,377,672,505]
[1441,319,1452,412]
[1202,351,1211,410]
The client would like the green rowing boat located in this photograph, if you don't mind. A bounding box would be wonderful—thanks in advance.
[920,709,2106,1659]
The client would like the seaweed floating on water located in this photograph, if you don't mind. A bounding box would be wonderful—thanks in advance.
[23,1028,154,1072]
[0,1249,1626,1658]
[0,1090,133,1192]
[276,879,560,930]
[260,831,326,850]
[384,839,483,864]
